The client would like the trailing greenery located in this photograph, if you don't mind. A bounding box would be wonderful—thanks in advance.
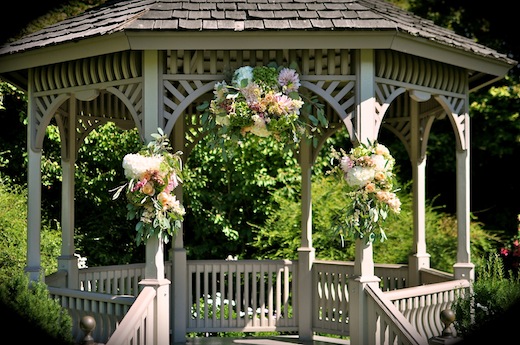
[452,253,520,338]
[252,174,500,271]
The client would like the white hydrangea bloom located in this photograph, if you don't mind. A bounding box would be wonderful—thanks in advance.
[346,166,375,188]
[370,154,388,171]
[232,66,254,87]
[122,153,163,179]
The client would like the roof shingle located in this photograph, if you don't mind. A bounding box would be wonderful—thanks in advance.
[0,0,513,66]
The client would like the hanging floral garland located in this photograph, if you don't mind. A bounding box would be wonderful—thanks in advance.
[329,140,401,244]
[200,63,327,150]
[111,128,185,246]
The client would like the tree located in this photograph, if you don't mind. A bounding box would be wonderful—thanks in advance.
[0,0,518,264]
[408,0,520,236]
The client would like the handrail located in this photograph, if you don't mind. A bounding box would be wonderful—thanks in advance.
[365,283,427,345]
[48,286,135,343]
[313,260,409,291]
[419,267,455,284]
[45,269,67,287]
[106,286,157,345]
[383,279,470,339]
[48,286,136,303]
[383,279,470,300]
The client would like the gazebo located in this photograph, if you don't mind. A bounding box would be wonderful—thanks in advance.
[0,0,515,344]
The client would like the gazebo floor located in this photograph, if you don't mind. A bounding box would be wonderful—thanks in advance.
[180,335,350,345]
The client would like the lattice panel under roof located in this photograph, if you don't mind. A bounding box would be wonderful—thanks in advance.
[32,51,142,92]
[375,50,466,95]
[166,49,354,76]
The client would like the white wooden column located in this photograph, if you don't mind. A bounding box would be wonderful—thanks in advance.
[349,49,380,345]
[26,73,43,283]
[57,95,79,289]
[453,104,474,281]
[171,113,187,343]
[297,134,315,340]
[138,50,171,345]
[408,92,431,286]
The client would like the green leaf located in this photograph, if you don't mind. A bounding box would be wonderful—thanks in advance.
[288,91,300,99]
[197,101,209,111]
[308,114,319,126]
[318,109,327,127]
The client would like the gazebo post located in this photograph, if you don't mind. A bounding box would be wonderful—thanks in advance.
[25,95,42,281]
[349,239,381,345]
[297,134,315,340]
[171,115,188,343]
[348,48,381,344]
[408,93,431,286]
[57,95,79,289]
[453,143,474,282]
[26,78,44,283]
[137,50,171,345]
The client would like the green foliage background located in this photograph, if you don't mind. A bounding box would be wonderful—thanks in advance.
[0,0,518,342]
[0,0,517,269]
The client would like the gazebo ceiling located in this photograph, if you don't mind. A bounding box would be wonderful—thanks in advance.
[0,0,515,93]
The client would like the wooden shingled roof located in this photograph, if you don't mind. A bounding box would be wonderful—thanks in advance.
[0,0,513,65]
[0,0,516,93]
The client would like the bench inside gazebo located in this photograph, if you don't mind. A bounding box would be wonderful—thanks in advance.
[0,0,515,344]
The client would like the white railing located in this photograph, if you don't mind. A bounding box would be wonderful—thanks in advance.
[313,260,350,335]
[48,286,135,344]
[49,259,461,342]
[384,279,470,339]
[105,286,156,345]
[375,263,409,291]
[187,259,298,332]
[366,283,427,345]
[419,267,456,285]
[311,260,411,335]
[78,263,147,295]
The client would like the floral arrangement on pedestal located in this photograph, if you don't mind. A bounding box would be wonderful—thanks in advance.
[329,140,401,244]
[111,128,185,246]
[200,63,326,149]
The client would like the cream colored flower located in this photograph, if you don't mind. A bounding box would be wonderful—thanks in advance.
[375,144,390,156]
[141,182,155,196]
[365,183,376,193]
[374,171,386,181]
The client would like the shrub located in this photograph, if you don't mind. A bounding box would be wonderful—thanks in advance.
[0,171,72,343]
[0,271,74,344]
[453,253,520,341]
